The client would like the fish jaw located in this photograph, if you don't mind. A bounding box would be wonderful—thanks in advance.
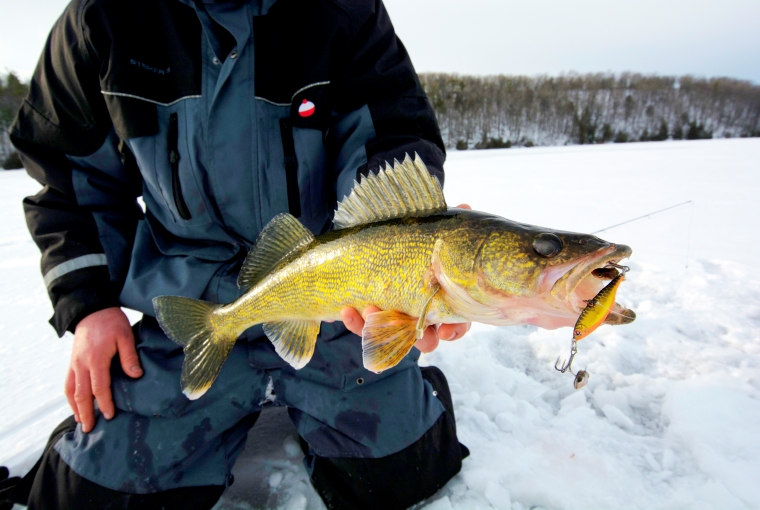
[548,243,632,313]
[430,238,634,329]
[479,243,634,330]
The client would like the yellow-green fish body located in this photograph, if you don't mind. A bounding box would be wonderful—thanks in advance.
[154,156,635,399]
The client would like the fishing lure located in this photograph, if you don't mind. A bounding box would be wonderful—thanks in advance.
[573,370,589,390]
[556,264,629,389]
[573,271,626,341]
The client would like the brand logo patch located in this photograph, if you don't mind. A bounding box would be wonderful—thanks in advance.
[130,59,171,75]
[298,99,315,118]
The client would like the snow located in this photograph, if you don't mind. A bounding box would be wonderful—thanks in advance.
[1,138,759,509]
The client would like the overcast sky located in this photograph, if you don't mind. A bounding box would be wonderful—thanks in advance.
[1,0,759,83]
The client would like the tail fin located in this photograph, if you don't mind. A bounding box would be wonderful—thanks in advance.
[153,296,237,400]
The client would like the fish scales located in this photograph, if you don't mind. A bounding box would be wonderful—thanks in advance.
[225,216,469,328]
[154,155,635,399]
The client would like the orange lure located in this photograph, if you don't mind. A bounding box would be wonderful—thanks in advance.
[573,272,626,341]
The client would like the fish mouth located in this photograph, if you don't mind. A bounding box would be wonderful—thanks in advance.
[549,243,635,323]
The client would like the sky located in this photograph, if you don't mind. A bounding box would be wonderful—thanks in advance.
[1,0,759,83]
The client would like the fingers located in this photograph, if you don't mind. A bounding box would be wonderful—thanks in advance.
[90,358,114,422]
[116,330,143,379]
[414,326,439,353]
[360,306,381,321]
[436,322,471,342]
[340,305,472,355]
[416,322,472,354]
[72,366,95,433]
[340,307,364,337]
[340,306,381,337]
[456,203,472,210]
[67,307,139,434]
[64,369,79,423]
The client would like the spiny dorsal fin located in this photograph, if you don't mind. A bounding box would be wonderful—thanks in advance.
[333,153,447,230]
[238,213,315,290]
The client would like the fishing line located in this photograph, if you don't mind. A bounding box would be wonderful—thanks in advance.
[591,201,693,234]
[592,200,695,268]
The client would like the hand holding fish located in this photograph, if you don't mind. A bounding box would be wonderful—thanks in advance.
[154,156,636,399]
[66,307,143,433]
[340,305,472,353]
[341,204,474,353]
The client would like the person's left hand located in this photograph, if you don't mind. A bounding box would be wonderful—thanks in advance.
[340,203,473,354]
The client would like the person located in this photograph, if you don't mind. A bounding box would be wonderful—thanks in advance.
[6,0,471,508]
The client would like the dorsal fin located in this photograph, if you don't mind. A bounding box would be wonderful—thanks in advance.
[333,153,447,230]
[237,213,315,290]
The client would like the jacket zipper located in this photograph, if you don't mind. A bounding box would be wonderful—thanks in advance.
[168,113,192,220]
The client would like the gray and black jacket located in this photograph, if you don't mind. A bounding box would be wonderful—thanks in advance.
[11,0,446,338]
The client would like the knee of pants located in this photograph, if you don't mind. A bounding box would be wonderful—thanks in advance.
[23,416,226,510]
[304,366,469,510]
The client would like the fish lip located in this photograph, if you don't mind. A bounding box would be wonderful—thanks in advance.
[549,243,632,308]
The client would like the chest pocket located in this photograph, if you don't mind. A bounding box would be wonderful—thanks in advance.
[128,103,214,230]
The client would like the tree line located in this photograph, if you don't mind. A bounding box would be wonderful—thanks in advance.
[418,72,760,149]
[2,71,760,168]
[1,72,28,169]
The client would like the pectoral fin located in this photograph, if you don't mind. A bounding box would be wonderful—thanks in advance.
[361,311,419,373]
[263,320,320,369]
[362,284,440,373]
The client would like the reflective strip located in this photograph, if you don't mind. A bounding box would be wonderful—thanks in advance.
[43,254,108,288]
[254,81,331,108]
[291,81,330,101]
[255,96,290,107]
[101,91,202,107]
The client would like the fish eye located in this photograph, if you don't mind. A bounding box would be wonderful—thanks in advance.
[533,233,563,258]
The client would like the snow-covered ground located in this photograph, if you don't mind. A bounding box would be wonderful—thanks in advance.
[1,138,759,509]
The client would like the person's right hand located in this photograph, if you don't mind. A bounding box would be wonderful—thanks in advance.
[66,307,143,433]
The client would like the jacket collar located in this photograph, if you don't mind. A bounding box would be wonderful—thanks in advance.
[177,0,278,16]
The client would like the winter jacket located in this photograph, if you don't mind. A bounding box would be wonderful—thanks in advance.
[10,1,450,474]
[11,0,446,339]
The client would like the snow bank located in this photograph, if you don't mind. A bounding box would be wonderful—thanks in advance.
[421,257,760,510]
[1,139,759,509]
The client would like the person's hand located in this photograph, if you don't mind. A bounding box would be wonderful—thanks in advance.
[340,203,473,354]
[341,305,471,353]
[66,307,143,433]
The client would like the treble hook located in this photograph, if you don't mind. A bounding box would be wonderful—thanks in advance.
[605,262,630,274]
[555,340,590,389]
[555,339,578,373]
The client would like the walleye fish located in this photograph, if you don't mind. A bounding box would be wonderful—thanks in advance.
[154,155,635,399]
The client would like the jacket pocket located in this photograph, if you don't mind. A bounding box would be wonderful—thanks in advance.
[130,102,213,229]
[168,112,192,220]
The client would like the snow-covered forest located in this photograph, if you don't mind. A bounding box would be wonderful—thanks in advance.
[2,71,760,167]
[419,73,760,149]
[0,72,26,169]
